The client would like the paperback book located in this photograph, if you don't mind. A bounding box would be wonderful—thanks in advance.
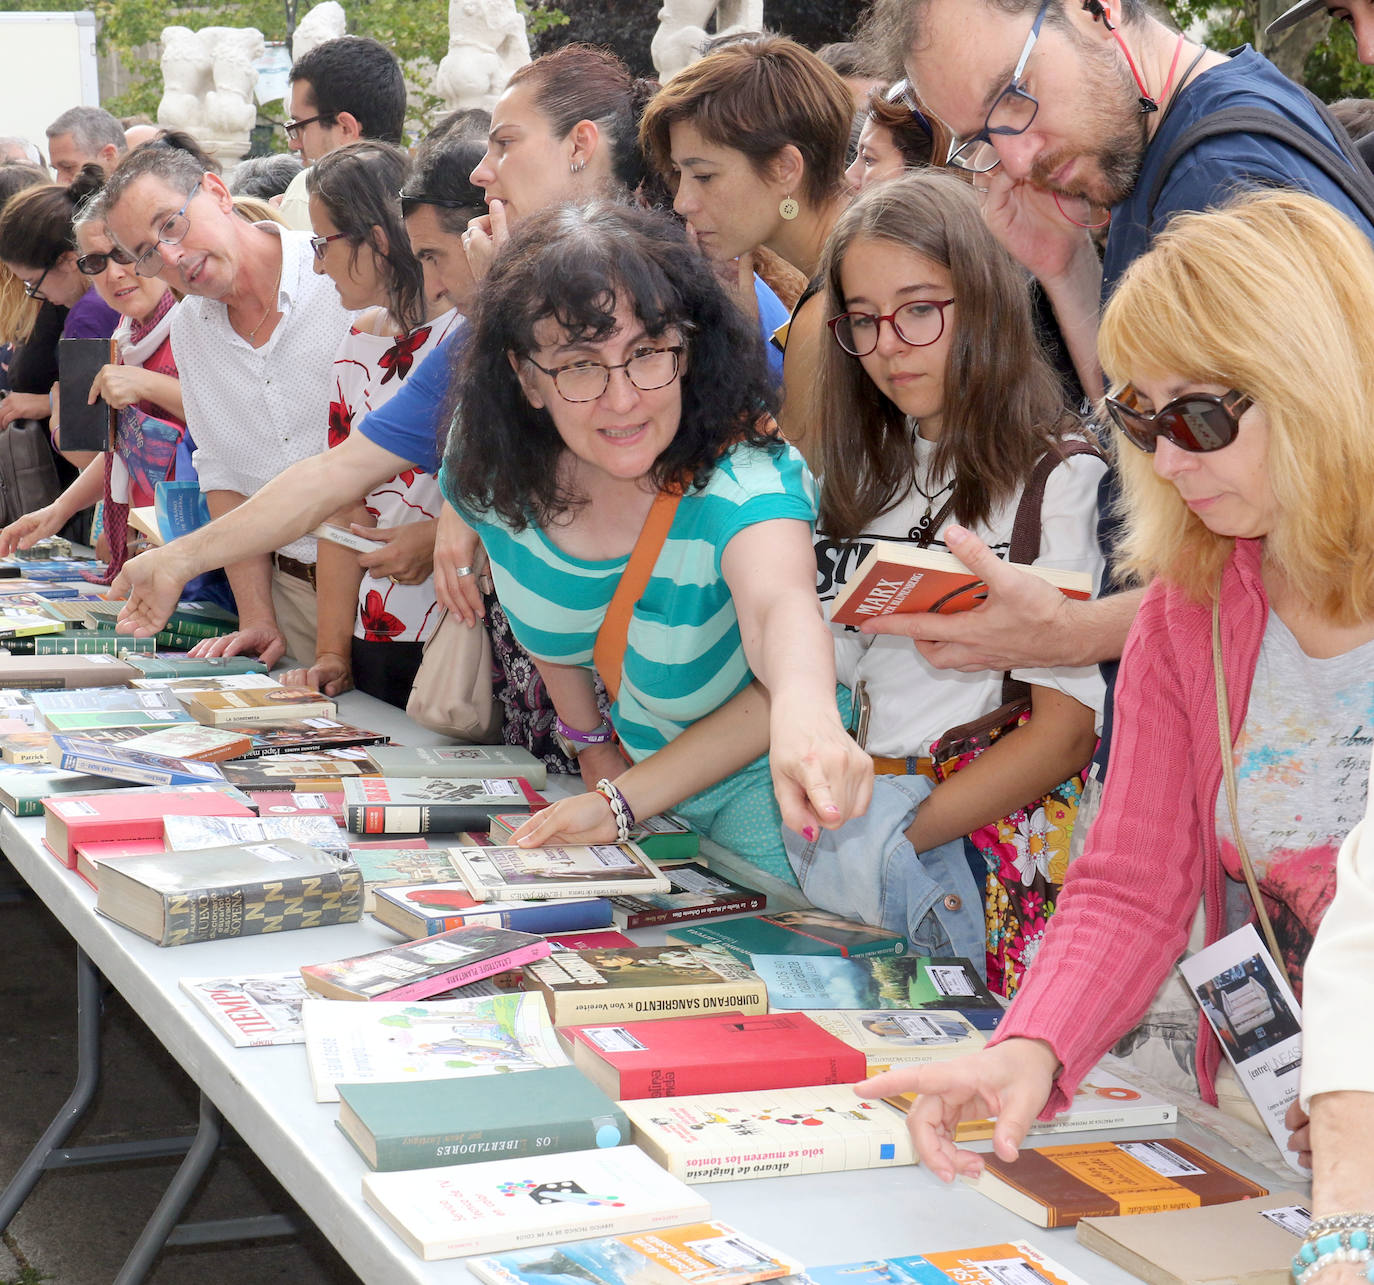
[337,1064,630,1171]
[118,723,254,761]
[344,845,465,911]
[249,791,344,822]
[179,685,338,726]
[300,923,552,1002]
[623,1082,913,1183]
[360,1145,710,1261]
[804,1244,1092,1285]
[800,1008,986,1072]
[522,946,768,1027]
[558,1010,866,1100]
[50,735,228,787]
[304,992,568,1101]
[489,811,700,863]
[450,842,670,902]
[124,654,268,680]
[41,706,193,733]
[669,910,906,962]
[364,743,548,790]
[30,688,187,716]
[96,839,364,946]
[0,653,140,689]
[220,755,366,792]
[43,787,257,867]
[162,813,350,861]
[342,776,546,834]
[371,882,612,939]
[607,862,763,930]
[179,971,312,1047]
[231,720,389,759]
[128,673,279,693]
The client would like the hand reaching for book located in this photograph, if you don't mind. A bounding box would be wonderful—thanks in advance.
[509,791,619,848]
[0,504,64,556]
[187,623,287,670]
[859,1038,1060,1182]
[280,651,353,699]
[114,546,192,636]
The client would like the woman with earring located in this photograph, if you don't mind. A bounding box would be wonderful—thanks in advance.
[862,190,1374,1182]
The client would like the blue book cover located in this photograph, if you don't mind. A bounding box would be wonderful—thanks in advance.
[372,883,612,937]
[51,735,227,787]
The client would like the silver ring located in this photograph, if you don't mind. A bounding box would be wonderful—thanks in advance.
[454,565,474,577]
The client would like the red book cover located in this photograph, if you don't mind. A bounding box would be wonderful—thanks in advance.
[42,790,257,868]
[548,930,637,950]
[73,836,167,890]
[559,1010,867,1099]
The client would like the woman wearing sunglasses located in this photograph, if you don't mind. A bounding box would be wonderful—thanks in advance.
[810,172,1104,985]
[863,189,1374,1184]
[273,141,468,708]
[0,192,186,579]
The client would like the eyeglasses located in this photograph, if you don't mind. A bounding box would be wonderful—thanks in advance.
[526,346,685,403]
[310,230,348,260]
[22,265,51,300]
[283,113,336,141]
[76,247,136,276]
[134,180,201,277]
[828,299,955,357]
[399,191,482,220]
[1105,385,1254,454]
[946,0,1050,174]
[885,79,935,141]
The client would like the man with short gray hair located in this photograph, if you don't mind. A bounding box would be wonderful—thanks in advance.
[45,105,127,183]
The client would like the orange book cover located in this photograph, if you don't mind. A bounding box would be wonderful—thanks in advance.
[829,541,1091,629]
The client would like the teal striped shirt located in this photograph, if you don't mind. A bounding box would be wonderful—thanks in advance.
[442,441,817,764]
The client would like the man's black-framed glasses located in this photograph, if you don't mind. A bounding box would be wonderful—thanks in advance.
[945,0,1050,174]
[22,265,51,300]
[283,113,336,141]
[526,346,685,403]
[134,180,201,277]
[398,190,482,220]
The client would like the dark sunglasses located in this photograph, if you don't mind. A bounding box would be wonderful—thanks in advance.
[76,247,136,275]
[1105,385,1254,454]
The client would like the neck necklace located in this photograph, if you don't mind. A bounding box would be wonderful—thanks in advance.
[911,468,954,544]
[238,251,283,343]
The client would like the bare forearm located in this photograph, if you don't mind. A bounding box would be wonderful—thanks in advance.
[1059,589,1142,667]
[1311,1091,1374,1215]
[52,458,105,522]
[312,538,363,662]
[1041,244,1105,398]
[139,372,185,421]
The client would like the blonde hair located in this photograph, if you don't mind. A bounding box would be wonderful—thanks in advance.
[232,196,286,226]
[1098,189,1374,624]
[0,269,39,344]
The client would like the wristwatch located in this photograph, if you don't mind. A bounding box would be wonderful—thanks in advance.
[553,716,614,760]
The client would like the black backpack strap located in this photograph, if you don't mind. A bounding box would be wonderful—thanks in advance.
[1145,104,1374,229]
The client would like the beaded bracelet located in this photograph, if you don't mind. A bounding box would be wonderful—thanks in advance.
[1309,1216,1374,1240]
[595,778,636,844]
[1292,1229,1374,1284]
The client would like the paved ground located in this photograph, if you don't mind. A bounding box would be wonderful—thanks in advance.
[0,856,362,1285]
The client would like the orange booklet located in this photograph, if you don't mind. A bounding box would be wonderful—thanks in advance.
[829,541,1091,629]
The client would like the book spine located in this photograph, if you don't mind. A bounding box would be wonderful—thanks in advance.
[34,634,156,654]
[160,868,364,945]
[379,940,554,1001]
[235,734,384,760]
[163,618,234,639]
[56,752,177,787]
[549,982,770,1026]
[366,1105,631,1172]
[196,703,335,726]
[348,802,493,834]
[615,893,765,930]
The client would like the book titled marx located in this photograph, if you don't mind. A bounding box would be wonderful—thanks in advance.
[829,541,1092,629]
[559,1010,865,1100]
[342,776,546,834]
[966,1138,1268,1228]
[623,1082,913,1183]
[522,946,768,1027]
[360,1145,710,1261]
[299,922,551,1002]
[95,839,363,946]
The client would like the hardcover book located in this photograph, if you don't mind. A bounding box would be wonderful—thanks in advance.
[548,931,636,951]
[623,1083,913,1183]
[123,654,268,680]
[801,1008,986,1072]
[450,842,670,902]
[371,882,612,939]
[162,813,350,861]
[342,776,546,834]
[804,1244,1092,1285]
[50,735,228,787]
[57,335,116,452]
[468,1222,802,1285]
[360,1145,710,1261]
[33,631,156,655]
[522,946,768,1027]
[1074,1189,1311,1285]
[180,685,338,726]
[74,836,167,889]
[966,1138,1269,1228]
[337,1064,629,1171]
[558,1010,865,1100]
[128,673,280,693]
[95,839,363,947]
[304,992,568,1101]
[668,910,906,962]
[608,862,763,931]
[750,955,1004,1030]
[489,811,700,862]
[0,730,56,763]
[0,609,63,638]
[179,971,312,1047]
[43,788,257,867]
[0,764,109,816]
[364,743,548,790]
[829,541,1092,629]
[299,923,552,1002]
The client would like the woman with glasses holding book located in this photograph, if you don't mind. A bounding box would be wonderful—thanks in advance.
[864,189,1374,1183]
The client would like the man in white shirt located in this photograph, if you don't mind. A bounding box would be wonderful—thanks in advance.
[101,143,351,667]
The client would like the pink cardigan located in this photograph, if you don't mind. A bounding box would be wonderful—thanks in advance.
[991,538,1269,1113]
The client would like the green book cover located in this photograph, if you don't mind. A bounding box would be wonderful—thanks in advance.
[43,708,193,731]
[156,630,219,651]
[668,910,906,962]
[34,633,157,655]
[0,765,109,815]
[125,654,268,679]
[336,1065,630,1172]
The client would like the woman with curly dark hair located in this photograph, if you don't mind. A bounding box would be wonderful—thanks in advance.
[440,201,871,882]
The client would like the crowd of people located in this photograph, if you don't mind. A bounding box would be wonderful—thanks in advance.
[5,2,1374,1275]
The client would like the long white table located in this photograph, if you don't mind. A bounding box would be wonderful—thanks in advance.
[0,688,1302,1283]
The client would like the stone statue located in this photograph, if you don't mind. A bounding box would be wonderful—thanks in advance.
[292,1,347,60]
[433,0,530,113]
[158,24,265,167]
[652,0,764,81]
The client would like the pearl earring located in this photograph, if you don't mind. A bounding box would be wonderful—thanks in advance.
[779,195,800,220]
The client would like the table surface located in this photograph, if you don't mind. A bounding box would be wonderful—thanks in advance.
[1,687,1303,1284]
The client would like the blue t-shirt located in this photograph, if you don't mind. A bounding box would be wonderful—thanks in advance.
[755,276,788,383]
[356,327,458,474]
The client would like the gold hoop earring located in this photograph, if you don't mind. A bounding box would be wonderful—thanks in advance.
[779,195,800,221]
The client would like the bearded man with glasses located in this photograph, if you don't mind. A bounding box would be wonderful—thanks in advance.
[101,145,352,670]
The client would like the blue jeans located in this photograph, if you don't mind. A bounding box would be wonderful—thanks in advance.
[782,774,987,976]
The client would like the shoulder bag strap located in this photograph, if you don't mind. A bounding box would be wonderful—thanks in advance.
[592,489,683,705]
[1211,587,1296,992]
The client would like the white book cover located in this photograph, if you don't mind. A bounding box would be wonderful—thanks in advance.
[361,1145,710,1261]
[163,813,350,860]
[302,992,568,1102]
[452,842,670,902]
[179,971,310,1047]
[801,1008,987,1069]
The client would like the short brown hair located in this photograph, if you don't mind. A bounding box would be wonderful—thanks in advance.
[864,85,949,170]
[640,35,853,209]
